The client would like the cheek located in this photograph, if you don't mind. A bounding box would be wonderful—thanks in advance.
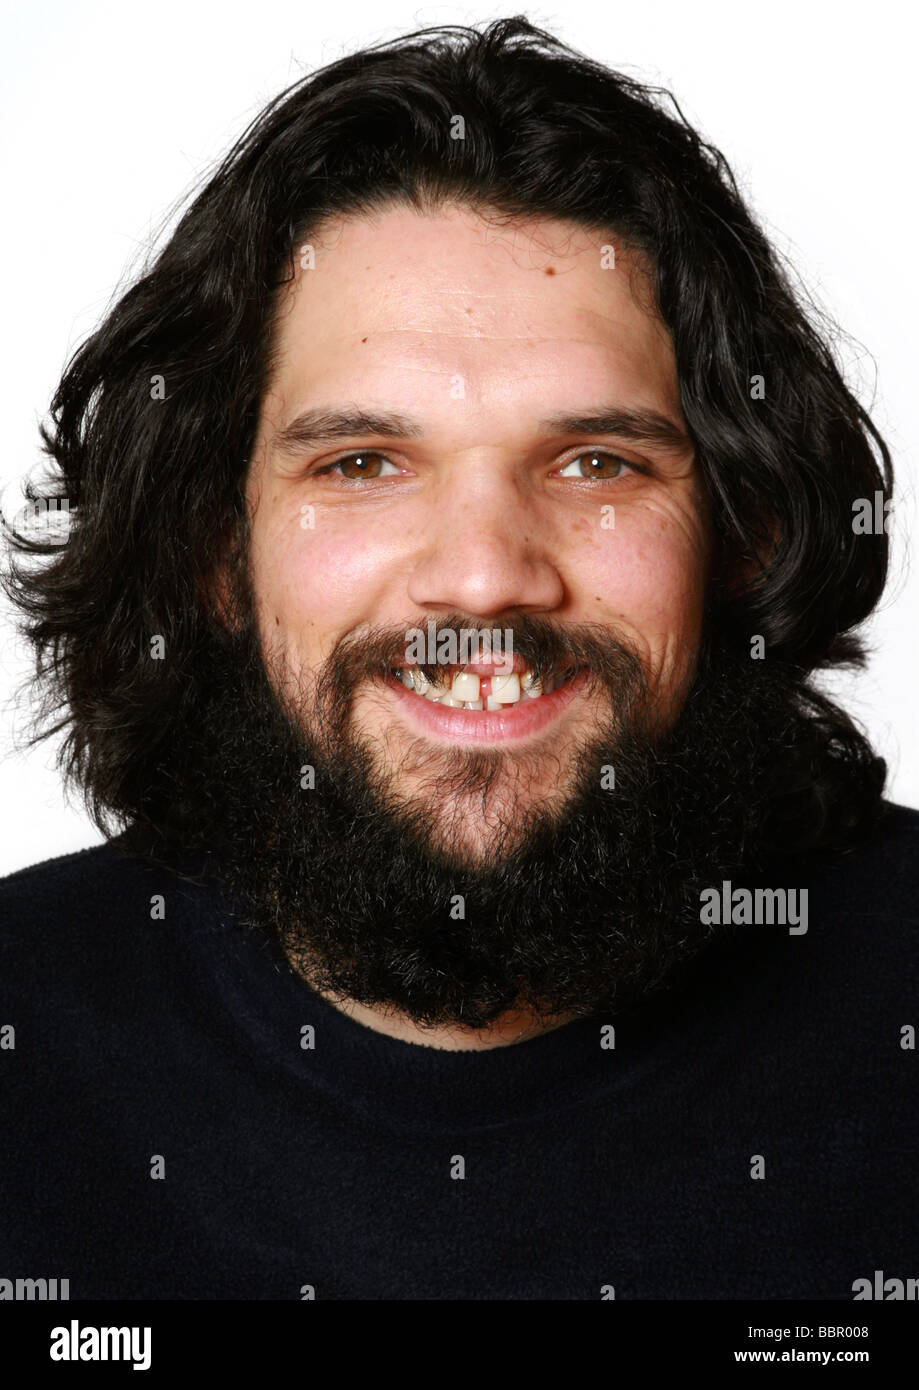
[249,506,400,651]
[576,509,709,659]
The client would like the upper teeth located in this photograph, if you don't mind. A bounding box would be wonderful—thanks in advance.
[450,671,481,702]
[395,666,568,706]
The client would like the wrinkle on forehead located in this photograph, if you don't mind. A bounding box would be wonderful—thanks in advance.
[267,203,675,414]
[289,201,657,302]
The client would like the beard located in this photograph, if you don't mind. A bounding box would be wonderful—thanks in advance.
[159,591,814,1032]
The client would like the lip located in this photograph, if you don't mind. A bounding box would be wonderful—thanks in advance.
[383,669,587,744]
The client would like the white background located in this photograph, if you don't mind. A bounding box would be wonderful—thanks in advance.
[1,0,916,876]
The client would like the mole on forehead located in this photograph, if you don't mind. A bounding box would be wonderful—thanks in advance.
[305,213,626,272]
[289,279,657,335]
[288,257,656,335]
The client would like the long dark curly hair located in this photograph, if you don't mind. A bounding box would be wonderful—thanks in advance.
[2,16,891,853]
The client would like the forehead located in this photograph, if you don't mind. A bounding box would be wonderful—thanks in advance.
[262,202,682,433]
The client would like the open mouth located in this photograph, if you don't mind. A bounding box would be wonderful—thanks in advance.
[388,663,581,710]
[380,659,587,744]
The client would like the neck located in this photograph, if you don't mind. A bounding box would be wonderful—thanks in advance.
[315,990,578,1050]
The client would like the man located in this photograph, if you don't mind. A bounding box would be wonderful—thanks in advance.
[1,18,915,1300]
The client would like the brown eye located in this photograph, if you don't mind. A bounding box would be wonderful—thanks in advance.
[337,452,387,479]
[568,451,629,480]
[557,451,635,481]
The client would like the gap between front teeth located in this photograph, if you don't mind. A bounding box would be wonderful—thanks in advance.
[396,667,565,706]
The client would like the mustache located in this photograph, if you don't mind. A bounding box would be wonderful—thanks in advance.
[296,613,653,745]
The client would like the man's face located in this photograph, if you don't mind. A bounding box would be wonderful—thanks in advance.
[244,202,711,864]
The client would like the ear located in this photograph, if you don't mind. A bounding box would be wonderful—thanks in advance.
[198,524,242,634]
[716,516,780,600]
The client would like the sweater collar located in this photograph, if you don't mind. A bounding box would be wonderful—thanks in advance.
[133,837,718,1135]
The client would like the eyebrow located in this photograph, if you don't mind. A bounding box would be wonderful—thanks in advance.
[539,408,691,452]
[271,404,691,455]
[273,409,424,453]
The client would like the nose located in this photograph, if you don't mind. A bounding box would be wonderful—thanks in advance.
[405,459,565,618]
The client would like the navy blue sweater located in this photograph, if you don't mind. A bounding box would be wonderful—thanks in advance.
[1,805,917,1300]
